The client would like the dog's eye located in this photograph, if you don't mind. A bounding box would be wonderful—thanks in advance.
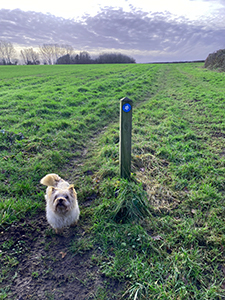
[65,195,69,200]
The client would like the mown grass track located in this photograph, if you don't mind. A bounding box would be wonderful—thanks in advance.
[0,63,225,299]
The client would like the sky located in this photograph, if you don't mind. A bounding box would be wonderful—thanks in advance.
[0,0,225,63]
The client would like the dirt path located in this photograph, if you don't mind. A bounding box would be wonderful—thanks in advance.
[1,207,123,300]
[1,131,125,299]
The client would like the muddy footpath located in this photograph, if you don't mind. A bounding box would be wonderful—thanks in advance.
[0,208,124,300]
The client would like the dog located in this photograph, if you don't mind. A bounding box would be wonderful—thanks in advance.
[40,173,80,234]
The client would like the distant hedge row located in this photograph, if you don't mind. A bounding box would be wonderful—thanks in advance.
[204,49,225,71]
[56,52,136,64]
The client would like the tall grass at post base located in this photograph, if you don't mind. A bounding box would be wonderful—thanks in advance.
[111,180,152,223]
[96,179,152,223]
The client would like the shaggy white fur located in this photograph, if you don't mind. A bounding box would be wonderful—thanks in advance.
[40,174,80,234]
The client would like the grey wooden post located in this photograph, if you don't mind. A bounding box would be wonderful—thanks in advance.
[119,97,132,180]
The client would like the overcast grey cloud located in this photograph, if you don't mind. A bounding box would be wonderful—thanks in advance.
[0,7,225,62]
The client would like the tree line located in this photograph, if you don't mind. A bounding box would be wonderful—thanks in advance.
[0,41,136,65]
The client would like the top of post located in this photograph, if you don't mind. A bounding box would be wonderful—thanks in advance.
[120,97,133,104]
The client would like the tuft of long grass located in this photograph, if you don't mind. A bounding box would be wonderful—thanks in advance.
[110,180,152,222]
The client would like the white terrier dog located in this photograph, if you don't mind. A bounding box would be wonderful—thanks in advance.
[40,174,80,234]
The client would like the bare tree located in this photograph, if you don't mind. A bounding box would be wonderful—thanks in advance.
[51,44,63,63]
[39,44,74,64]
[0,40,16,65]
[64,45,74,56]
[21,48,40,65]
[39,44,54,65]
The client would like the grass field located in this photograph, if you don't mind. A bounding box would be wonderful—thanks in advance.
[0,63,225,299]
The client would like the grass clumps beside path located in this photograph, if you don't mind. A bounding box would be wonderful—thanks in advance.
[0,63,225,299]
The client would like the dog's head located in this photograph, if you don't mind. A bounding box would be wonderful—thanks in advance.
[47,185,76,214]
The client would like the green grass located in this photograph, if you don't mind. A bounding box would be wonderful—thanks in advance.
[0,63,159,224]
[1,63,225,299]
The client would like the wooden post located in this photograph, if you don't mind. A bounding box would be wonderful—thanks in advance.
[120,97,132,180]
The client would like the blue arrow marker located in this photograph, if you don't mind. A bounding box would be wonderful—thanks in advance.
[122,103,132,113]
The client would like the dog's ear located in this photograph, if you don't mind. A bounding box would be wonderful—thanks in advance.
[69,185,76,196]
[49,186,57,194]
[47,186,57,199]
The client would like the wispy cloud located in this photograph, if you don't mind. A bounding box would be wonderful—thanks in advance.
[0,7,225,62]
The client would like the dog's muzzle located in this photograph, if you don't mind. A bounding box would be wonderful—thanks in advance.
[57,198,65,205]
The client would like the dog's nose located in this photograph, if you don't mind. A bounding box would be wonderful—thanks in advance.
[58,198,64,203]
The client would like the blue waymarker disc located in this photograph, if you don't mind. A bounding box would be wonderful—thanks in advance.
[122,103,132,113]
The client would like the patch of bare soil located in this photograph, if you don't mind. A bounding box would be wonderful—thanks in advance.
[0,209,124,300]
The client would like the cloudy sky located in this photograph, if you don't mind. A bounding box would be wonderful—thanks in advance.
[0,0,225,62]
